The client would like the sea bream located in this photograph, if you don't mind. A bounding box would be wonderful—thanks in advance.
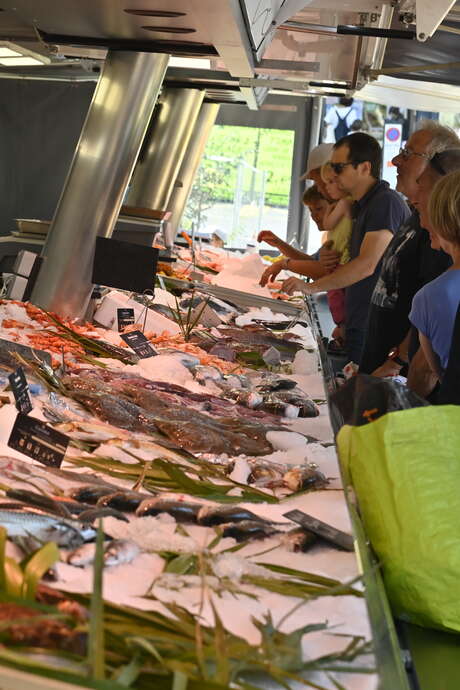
[0,508,94,548]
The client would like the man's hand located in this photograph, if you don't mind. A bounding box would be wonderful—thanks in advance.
[331,325,345,343]
[372,359,402,378]
[319,243,340,272]
[259,260,284,287]
[282,276,310,295]
[257,230,281,247]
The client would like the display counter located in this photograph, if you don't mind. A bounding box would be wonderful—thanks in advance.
[0,280,416,689]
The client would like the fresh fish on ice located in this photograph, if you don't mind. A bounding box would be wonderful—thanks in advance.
[0,509,94,548]
[135,498,202,523]
[77,506,129,523]
[280,527,318,552]
[283,466,329,492]
[69,485,119,505]
[67,539,140,568]
[96,491,147,512]
[222,520,279,542]
[197,505,267,526]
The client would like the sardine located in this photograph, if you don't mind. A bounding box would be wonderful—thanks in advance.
[77,507,129,523]
[96,491,146,512]
[222,520,279,542]
[135,498,202,522]
[69,485,118,505]
[197,505,266,527]
[5,489,73,519]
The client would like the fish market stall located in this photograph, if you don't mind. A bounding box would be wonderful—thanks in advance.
[0,259,409,689]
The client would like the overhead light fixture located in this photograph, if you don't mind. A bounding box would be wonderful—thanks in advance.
[169,57,211,69]
[0,41,50,67]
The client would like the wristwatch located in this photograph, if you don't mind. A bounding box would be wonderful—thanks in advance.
[388,348,408,367]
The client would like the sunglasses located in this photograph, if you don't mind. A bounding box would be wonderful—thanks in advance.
[329,161,355,174]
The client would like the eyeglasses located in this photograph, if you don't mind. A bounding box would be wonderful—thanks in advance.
[329,161,355,174]
[398,147,430,161]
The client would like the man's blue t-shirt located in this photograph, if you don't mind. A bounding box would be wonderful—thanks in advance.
[346,180,410,334]
[409,269,460,370]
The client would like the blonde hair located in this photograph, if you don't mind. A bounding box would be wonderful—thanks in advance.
[320,161,333,183]
[428,170,460,246]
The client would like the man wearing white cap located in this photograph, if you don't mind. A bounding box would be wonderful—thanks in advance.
[211,229,227,248]
[257,144,334,286]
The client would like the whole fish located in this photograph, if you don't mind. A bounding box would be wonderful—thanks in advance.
[136,498,202,522]
[280,527,318,552]
[283,466,329,492]
[197,505,266,527]
[96,491,147,512]
[5,489,73,519]
[67,539,140,568]
[222,520,279,542]
[69,485,119,505]
[0,509,94,548]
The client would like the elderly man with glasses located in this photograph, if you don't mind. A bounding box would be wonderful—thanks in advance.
[283,132,409,365]
[358,122,459,378]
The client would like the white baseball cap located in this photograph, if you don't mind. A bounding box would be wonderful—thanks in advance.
[212,228,227,242]
[300,143,334,180]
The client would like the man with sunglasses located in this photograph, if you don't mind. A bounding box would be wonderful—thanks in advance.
[283,132,409,364]
[359,123,459,377]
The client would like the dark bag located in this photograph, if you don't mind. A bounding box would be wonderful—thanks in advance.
[334,108,352,140]
[330,373,429,427]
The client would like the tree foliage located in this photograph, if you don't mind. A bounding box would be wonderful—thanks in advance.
[184,125,295,228]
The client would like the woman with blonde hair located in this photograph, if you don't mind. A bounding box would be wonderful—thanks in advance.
[319,161,353,345]
[409,169,460,381]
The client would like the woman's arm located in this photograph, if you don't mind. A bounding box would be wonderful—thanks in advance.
[418,332,443,381]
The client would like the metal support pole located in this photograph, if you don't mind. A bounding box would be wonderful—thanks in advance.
[167,102,220,238]
[286,97,317,250]
[126,88,205,212]
[31,51,169,318]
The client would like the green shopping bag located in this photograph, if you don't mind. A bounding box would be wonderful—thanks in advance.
[337,405,460,632]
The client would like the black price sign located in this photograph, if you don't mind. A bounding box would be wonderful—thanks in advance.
[8,367,32,415]
[283,509,354,551]
[120,330,157,359]
[8,414,70,468]
[117,308,135,332]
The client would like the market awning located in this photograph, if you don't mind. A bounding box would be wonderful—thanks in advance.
[358,74,460,112]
